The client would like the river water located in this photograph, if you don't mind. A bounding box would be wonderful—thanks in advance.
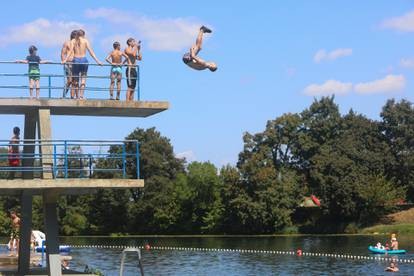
[2,235,414,275]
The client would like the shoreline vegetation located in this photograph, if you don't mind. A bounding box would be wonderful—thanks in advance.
[0,233,408,240]
[0,231,410,239]
[360,224,414,235]
[0,96,414,236]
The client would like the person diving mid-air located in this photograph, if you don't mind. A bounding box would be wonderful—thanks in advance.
[182,26,217,72]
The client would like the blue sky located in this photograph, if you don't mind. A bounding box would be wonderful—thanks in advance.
[0,1,414,166]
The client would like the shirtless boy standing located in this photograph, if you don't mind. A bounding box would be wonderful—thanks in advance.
[63,29,102,99]
[124,38,142,101]
[105,42,129,100]
[61,30,78,98]
[8,126,20,179]
[9,211,20,256]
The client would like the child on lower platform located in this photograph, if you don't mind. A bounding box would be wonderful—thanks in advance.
[16,45,51,99]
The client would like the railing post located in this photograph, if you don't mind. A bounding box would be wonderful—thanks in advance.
[136,142,140,179]
[137,65,140,101]
[122,143,126,178]
[63,65,66,98]
[53,144,57,178]
[79,156,83,178]
[64,141,68,178]
[89,154,92,179]
[48,76,51,98]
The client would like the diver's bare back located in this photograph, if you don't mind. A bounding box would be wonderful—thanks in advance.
[74,37,89,58]
[111,50,123,64]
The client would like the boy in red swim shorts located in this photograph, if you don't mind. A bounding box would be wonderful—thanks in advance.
[8,127,20,179]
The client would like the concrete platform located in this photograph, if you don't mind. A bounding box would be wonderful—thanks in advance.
[0,98,169,117]
[0,254,71,268]
[0,254,88,276]
[0,179,144,195]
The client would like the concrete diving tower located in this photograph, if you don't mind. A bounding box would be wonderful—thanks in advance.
[0,98,169,276]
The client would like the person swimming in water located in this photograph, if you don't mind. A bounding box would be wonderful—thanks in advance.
[105,41,129,100]
[182,26,217,72]
[385,260,399,272]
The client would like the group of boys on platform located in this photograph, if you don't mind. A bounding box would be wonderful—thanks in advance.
[16,29,141,101]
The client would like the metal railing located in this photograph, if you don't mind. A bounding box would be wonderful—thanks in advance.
[0,61,141,100]
[0,139,140,179]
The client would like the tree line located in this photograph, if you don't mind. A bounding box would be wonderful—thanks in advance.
[0,97,413,235]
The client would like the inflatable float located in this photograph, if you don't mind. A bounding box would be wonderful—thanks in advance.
[368,246,406,255]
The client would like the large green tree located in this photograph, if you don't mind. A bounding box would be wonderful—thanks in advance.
[124,127,185,234]
[381,99,414,200]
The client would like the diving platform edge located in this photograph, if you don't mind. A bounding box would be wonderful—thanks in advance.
[0,98,169,117]
[0,179,144,195]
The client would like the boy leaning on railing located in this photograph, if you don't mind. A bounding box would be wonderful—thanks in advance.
[16,45,51,99]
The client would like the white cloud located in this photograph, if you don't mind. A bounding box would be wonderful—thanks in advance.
[85,8,204,51]
[314,48,353,63]
[176,150,196,162]
[400,58,414,68]
[354,74,406,94]
[303,80,352,96]
[381,10,414,32]
[0,18,89,47]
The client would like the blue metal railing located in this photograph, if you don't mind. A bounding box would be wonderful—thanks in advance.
[0,61,140,100]
[0,139,140,179]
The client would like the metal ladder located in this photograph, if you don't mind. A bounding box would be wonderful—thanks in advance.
[119,247,145,276]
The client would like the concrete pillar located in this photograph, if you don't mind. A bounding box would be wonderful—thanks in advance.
[43,190,61,276]
[38,109,61,276]
[18,111,37,273]
[38,109,53,179]
[17,190,33,274]
[23,111,37,179]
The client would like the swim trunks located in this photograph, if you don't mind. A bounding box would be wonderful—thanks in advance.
[64,63,72,78]
[11,228,20,239]
[28,69,40,81]
[111,65,122,76]
[72,57,89,78]
[8,158,19,167]
[8,148,19,167]
[126,66,137,89]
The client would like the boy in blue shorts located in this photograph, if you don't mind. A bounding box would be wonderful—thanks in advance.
[105,42,129,100]
[16,46,51,99]
[63,29,102,99]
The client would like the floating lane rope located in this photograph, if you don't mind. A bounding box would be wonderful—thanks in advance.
[64,244,414,264]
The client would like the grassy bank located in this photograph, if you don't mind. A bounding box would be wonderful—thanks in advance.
[360,224,414,235]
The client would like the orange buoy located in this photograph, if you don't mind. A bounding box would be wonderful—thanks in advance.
[297,249,302,256]
[145,244,151,251]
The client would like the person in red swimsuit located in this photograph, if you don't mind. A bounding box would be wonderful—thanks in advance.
[8,127,20,179]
